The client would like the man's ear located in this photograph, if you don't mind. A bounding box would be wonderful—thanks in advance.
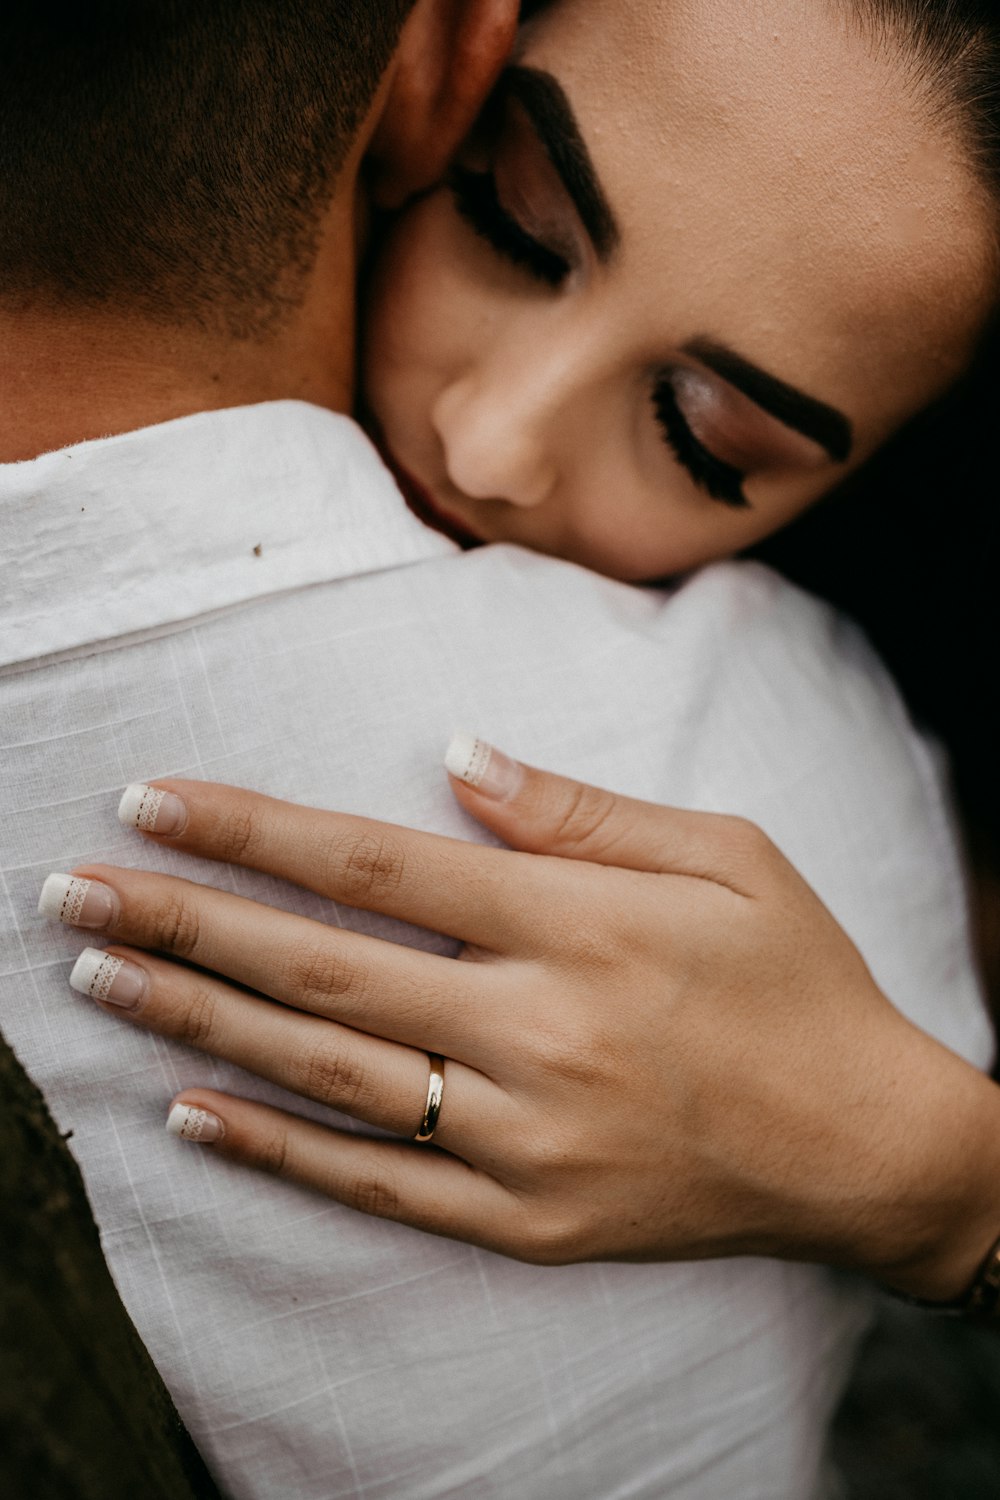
[367,0,520,209]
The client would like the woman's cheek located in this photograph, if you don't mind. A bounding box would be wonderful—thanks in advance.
[364,203,487,415]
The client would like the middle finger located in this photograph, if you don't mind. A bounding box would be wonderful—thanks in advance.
[54,865,504,1065]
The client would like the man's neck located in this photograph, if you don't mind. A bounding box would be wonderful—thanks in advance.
[0,319,355,463]
[0,201,359,463]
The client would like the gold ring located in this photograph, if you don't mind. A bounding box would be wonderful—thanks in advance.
[414,1054,445,1142]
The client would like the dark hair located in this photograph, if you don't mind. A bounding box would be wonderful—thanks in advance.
[0,1,415,337]
[849,3,1000,198]
[750,3,1000,867]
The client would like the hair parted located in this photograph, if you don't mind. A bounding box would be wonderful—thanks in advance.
[0,1,415,336]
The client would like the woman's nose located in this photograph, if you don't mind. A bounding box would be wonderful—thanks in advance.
[431,370,561,509]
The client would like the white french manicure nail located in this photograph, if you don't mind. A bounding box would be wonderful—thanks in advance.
[166,1103,224,1144]
[444,732,524,802]
[118,783,187,836]
[38,873,117,929]
[69,947,146,1009]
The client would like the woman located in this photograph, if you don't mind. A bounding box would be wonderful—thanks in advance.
[39,0,1000,1314]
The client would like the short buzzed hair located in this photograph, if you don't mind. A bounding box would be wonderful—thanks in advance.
[0,1,415,336]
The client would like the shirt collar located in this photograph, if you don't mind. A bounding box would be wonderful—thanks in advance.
[0,400,456,669]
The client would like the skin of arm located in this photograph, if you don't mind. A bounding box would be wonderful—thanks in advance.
[45,754,1000,1305]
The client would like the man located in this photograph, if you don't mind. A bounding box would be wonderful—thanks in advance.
[0,4,990,1497]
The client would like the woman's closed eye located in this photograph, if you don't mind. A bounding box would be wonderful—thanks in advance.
[652,378,750,511]
[449,165,571,289]
[448,166,752,512]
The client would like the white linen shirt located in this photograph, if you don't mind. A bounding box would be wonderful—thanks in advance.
[0,401,991,1500]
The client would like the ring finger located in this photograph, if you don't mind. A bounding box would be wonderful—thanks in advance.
[69,944,501,1157]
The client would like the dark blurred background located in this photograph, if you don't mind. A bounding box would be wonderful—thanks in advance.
[833,1300,1000,1498]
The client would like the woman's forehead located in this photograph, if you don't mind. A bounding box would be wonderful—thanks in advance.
[524,0,995,416]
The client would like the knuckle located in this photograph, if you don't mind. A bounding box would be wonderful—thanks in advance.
[522,1211,581,1266]
[550,783,619,857]
[522,1124,576,1178]
[213,808,259,866]
[334,829,407,906]
[724,815,770,855]
[175,984,218,1049]
[349,1165,401,1221]
[299,1039,371,1114]
[257,1126,290,1179]
[156,891,202,958]
[558,909,630,977]
[720,815,778,877]
[526,1016,609,1091]
[478,1184,583,1265]
[286,944,368,1009]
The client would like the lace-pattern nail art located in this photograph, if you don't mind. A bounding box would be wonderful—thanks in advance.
[134,786,166,832]
[88,953,124,1002]
[178,1107,208,1140]
[59,877,91,925]
[459,738,492,787]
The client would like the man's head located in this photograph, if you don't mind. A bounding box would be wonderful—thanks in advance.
[0,0,515,344]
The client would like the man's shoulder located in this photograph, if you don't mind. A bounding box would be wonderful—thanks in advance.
[351,543,925,824]
[402,545,898,713]
[416,543,849,638]
[0,401,456,670]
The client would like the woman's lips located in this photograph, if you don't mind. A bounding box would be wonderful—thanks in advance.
[379,445,486,550]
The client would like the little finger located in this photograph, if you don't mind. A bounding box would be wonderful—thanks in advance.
[163,1088,540,1258]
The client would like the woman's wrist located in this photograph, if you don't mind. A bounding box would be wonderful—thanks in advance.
[850,1022,1000,1304]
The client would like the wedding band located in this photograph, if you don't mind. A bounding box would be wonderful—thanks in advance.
[415,1054,445,1142]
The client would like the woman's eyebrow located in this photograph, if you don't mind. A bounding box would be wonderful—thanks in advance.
[498,65,619,260]
[684,338,854,462]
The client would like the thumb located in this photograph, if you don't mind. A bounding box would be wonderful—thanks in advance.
[443,732,758,881]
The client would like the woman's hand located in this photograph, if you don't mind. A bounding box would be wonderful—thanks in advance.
[45,739,1000,1301]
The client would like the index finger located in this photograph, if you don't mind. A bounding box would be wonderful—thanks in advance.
[116,778,568,948]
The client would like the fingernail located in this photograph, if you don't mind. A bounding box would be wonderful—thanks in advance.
[166,1102,225,1144]
[118,783,187,836]
[69,947,147,1009]
[38,874,118,930]
[444,732,524,802]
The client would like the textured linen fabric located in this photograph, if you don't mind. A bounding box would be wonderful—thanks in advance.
[0,401,991,1500]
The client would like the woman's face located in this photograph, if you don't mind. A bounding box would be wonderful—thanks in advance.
[363,0,996,581]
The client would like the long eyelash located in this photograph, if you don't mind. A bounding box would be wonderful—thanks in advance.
[652,382,750,510]
[449,165,570,289]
